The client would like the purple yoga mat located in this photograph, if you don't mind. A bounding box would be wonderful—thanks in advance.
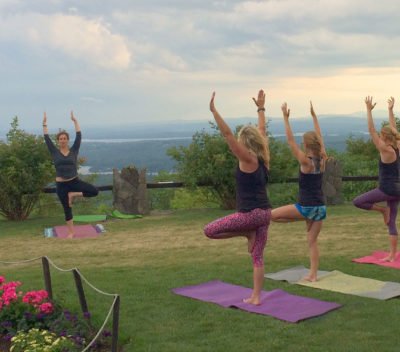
[54,225,99,239]
[172,280,341,323]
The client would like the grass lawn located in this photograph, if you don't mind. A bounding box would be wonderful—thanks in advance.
[1,204,400,352]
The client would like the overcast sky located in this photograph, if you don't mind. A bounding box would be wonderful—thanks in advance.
[1,0,399,131]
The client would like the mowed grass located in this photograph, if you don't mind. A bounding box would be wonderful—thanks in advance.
[1,204,400,352]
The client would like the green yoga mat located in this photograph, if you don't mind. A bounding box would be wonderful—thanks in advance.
[110,210,143,219]
[73,214,107,223]
[265,265,400,300]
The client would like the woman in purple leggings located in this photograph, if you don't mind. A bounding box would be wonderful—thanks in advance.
[204,90,271,306]
[353,97,400,262]
[271,102,327,282]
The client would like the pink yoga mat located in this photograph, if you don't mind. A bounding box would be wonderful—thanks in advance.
[352,251,400,269]
[54,225,100,239]
[173,280,341,323]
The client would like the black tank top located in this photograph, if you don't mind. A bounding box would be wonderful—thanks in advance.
[236,160,271,212]
[379,147,400,196]
[298,157,325,206]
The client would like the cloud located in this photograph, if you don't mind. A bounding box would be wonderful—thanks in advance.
[0,13,131,70]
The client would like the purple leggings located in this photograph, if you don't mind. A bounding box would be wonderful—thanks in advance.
[203,208,271,267]
[353,188,400,235]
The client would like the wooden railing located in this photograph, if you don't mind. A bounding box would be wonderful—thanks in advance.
[42,175,378,193]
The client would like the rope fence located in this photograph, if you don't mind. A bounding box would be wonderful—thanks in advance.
[0,256,121,352]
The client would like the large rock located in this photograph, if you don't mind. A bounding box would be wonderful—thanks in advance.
[113,166,149,215]
[322,158,343,205]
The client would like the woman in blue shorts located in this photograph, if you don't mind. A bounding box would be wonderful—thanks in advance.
[272,101,327,282]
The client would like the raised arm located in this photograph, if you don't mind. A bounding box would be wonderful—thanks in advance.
[43,112,49,135]
[42,112,57,153]
[210,92,254,163]
[388,97,397,132]
[366,96,387,152]
[70,111,81,151]
[252,89,267,138]
[282,103,308,165]
[71,111,81,132]
[310,101,327,157]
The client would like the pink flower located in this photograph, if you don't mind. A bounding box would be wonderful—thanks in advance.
[39,302,53,314]
[0,276,5,285]
[1,281,21,306]
[22,290,49,306]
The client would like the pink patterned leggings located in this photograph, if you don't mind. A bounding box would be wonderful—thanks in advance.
[204,208,271,267]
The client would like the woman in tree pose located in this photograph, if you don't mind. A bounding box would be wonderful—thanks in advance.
[353,97,400,262]
[204,90,272,305]
[271,102,327,282]
[43,112,98,238]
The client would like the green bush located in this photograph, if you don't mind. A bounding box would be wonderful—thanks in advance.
[0,117,54,220]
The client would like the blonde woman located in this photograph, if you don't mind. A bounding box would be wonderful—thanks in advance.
[204,90,272,306]
[272,102,327,282]
[353,97,400,262]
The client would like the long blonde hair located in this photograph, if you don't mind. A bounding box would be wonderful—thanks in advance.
[303,131,326,172]
[238,125,270,168]
[380,126,400,148]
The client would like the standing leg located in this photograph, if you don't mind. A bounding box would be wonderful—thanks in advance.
[56,182,74,238]
[244,221,270,305]
[303,220,322,282]
[382,200,399,262]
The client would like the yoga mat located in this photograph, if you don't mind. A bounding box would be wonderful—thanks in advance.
[266,266,400,300]
[110,210,143,219]
[54,225,100,239]
[352,251,400,269]
[73,214,107,223]
[172,280,341,323]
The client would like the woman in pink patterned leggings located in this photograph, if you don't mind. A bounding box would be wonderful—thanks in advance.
[204,90,272,306]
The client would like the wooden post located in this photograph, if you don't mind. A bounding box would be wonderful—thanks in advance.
[41,257,53,300]
[111,295,121,352]
[72,269,89,315]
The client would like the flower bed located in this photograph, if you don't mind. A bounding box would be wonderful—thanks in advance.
[0,276,111,352]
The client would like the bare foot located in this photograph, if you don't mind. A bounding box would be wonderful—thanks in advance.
[246,231,256,253]
[243,296,261,305]
[66,233,75,239]
[383,207,390,225]
[380,255,395,262]
[302,275,317,282]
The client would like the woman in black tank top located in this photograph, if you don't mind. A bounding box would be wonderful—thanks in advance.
[203,90,272,306]
[353,97,400,262]
[271,101,328,282]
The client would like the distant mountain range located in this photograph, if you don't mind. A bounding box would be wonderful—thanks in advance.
[0,112,392,176]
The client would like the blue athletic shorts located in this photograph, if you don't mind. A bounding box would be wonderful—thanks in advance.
[295,204,327,221]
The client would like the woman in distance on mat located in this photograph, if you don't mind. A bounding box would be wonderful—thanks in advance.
[204,90,272,305]
[43,112,98,238]
[353,97,400,262]
[271,101,327,282]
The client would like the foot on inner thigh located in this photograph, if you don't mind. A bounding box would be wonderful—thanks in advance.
[68,193,74,207]
[246,231,256,253]
[383,207,390,225]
